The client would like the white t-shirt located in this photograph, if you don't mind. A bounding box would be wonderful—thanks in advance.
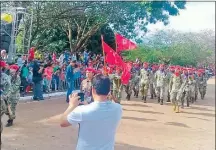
[67,101,122,150]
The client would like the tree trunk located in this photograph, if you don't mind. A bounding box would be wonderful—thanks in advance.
[67,23,73,52]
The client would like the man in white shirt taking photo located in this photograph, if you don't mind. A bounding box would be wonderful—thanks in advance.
[60,74,122,150]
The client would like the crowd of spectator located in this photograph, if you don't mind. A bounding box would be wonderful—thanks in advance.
[12,50,105,98]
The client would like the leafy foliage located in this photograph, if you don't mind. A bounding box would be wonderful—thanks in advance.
[6,1,186,53]
[123,30,215,66]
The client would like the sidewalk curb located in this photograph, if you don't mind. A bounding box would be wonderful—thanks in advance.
[20,92,66,102]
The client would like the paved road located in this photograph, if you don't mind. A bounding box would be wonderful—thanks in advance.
[1,78,215,150]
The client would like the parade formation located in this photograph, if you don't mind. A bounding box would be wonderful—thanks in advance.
[0,1,215,150]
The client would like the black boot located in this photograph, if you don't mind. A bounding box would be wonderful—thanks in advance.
[158,97,160,103]
[128,94,131,101]
[150,94,153,99]
[142,96,144,100]
[160,99,163,105]
[136,92,138,98]
[144,96,147,103]
[6,119,13,127]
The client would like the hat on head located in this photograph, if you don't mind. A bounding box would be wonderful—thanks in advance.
[85,67,96,73]
[9,64,19,71]
[0,60,6,68]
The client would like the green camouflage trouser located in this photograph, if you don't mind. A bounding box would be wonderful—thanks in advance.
[1,99,6,135]
[113,90,122,103]
[156,86,165,99]
[170,91,180,106]
[6,97,19,120]
[140,83,149,97]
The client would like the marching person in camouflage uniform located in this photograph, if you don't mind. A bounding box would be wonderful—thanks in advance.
[149,65,157,99]
[0,60,11,145]
[109,68,123,104]
[169,67,182,113]
[194,70,199,101]
[188,68,196,103]
[124,78,133,101]
[177,68,190,108]
[139,62,150,103]
[5,64,21,127]
[155,64,167,105]
[197,69,207,100]
[80,68,95,104]
[131,64,140,98]
[166,66,175,102]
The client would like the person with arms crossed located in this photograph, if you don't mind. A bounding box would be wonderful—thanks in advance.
[60,74,122,150]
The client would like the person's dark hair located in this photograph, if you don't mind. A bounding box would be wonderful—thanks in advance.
[92,74,110,95]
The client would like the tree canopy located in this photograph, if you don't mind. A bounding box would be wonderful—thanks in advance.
[122,29,215,66]
[2,1,186,53]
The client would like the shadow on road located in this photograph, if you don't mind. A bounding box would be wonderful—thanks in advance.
[189,106,214,112]
[165,122,190,128]
[122,103,151,107]
[115,143,155,150]
[122,116,157,122]
[183,111,215,118]
[123,108,164,115]
[186,116,210,121]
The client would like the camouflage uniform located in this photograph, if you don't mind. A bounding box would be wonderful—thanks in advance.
[155,70,167,105]
[176,75,190,108]
[149,70,156,99]
[109,74,123,103]
[131,70,140,98]
[0,72,11,144]
[194,73,199,101]
[188,74,196,103]
[80,79,92,103]
[166,71,173,102]
[5,74,21,126]
[124,79,133,101]
[139,68,150,102]
[198,74,207,100]
[169,74,182,112]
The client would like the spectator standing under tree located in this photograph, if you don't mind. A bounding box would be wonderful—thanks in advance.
[32,60,44,101]
[44,63,53,92]
[20,61,29,97]
[60,74,122,150]
[66,60,76,103]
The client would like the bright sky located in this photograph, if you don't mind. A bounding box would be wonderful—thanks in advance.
[147,2,215,33]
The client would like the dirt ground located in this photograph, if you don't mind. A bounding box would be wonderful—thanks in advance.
[1,78,215,150]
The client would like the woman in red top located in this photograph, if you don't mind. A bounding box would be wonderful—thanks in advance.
[44,63,53,92]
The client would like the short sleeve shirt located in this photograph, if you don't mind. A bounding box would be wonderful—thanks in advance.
[67,101,122,150]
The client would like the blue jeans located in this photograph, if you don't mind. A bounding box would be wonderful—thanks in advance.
[52,75,59,91]
[66,81,74,102]
[33,81,44,100]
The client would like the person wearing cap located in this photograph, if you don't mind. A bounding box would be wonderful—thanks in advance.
[194,69,200,101]
[140,62,150,103]
[131,64,140,98]
[155,64,167,105]
[169,67,182,113]
[80,68,95,104]
[166,66,175,102]
[4,64,21,127]
[66,60,76,103]
[149,65,157,99]
[177,68,191,108]
[0,60,11,144]
[188,68,196,103]
[197,69,207,100]
[109,67,123,104]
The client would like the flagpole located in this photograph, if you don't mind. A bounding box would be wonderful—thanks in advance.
[114,32,118,53]
[101,35,107,75]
